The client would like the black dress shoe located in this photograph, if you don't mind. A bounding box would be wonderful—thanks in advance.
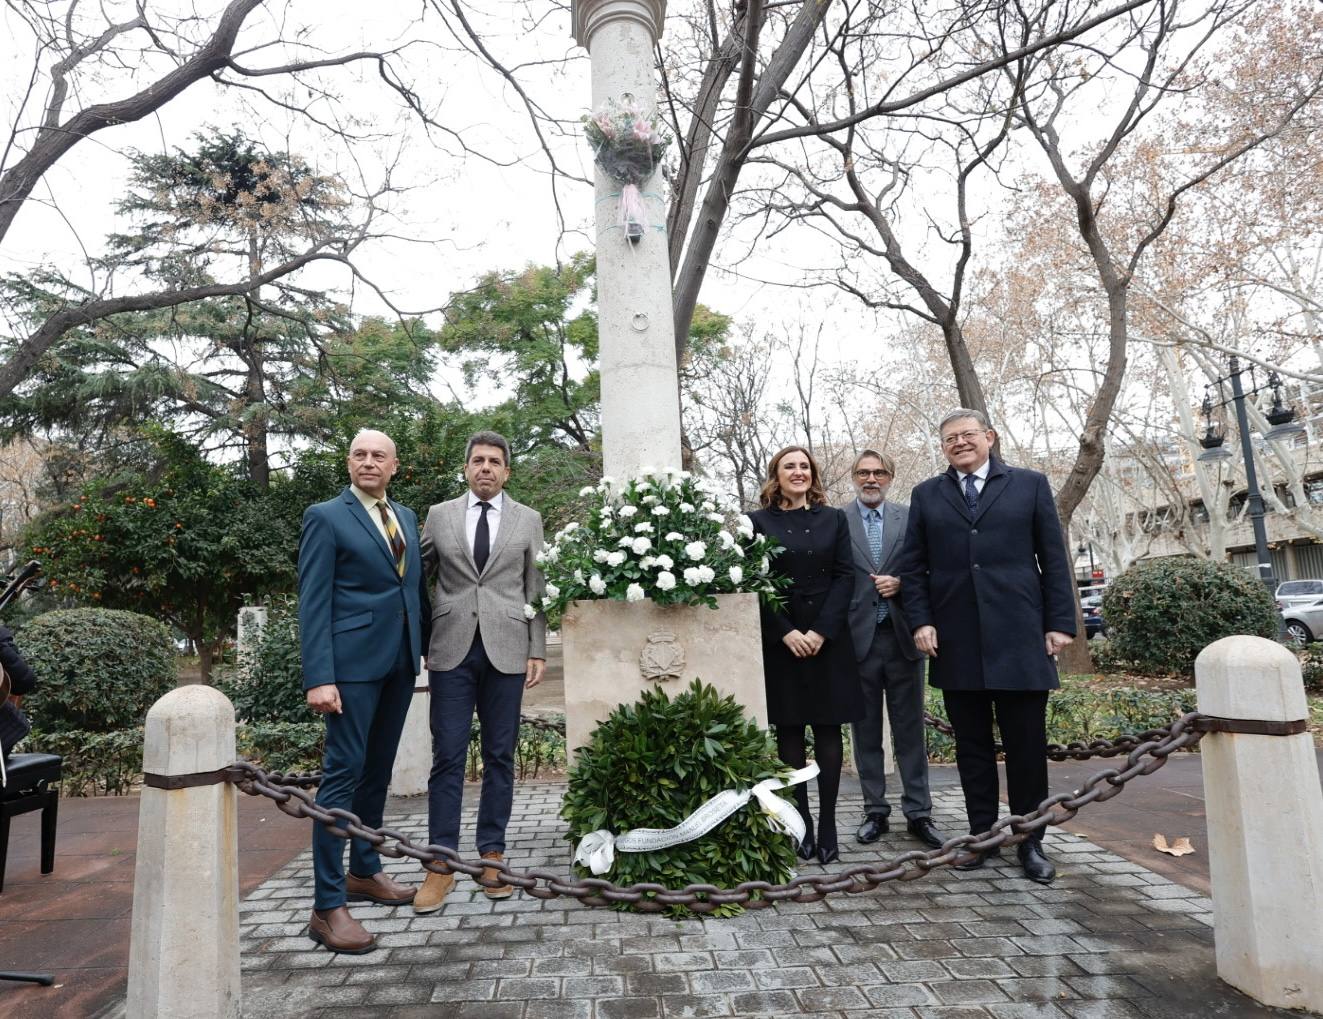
[817,841,839,865]
[905,817,945,850]
[952,847,1002,871]
[796,833,816,861]
[855,813,889,844]
[1018,840,1056,884]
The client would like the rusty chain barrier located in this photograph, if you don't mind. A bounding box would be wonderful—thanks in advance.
[220,711,1212,913]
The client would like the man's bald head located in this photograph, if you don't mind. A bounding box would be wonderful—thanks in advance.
[347,429,399,499]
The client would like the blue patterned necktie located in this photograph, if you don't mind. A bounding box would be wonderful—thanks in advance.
[963,473,979,514]
[865,509,888,623]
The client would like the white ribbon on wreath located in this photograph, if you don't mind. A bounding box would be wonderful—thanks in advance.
[573,762,820,876]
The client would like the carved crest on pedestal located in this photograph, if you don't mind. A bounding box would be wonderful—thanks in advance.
[639,630,685,682]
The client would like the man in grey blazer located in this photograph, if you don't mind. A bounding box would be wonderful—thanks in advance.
[414,430,547,912]
[844,450,945,850]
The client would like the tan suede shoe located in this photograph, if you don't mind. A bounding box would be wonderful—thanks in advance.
[479,851,514,900]
[346,870,417,905]
[413,870,456,914]
[308,906,376,954]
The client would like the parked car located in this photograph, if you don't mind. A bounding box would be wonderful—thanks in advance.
[1281,601,1323,644]
[1081,595,1106,639]
[1275,579,1323,613]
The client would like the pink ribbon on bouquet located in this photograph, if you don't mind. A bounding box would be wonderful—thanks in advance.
[619,183,648,236]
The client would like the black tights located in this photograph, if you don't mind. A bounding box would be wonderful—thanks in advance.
[775,724,844,847]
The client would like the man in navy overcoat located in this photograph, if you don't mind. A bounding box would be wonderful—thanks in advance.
[898,409,1075,884]
[298,428,431,953]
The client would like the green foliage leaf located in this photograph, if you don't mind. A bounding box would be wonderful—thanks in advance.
[1101,557,1279,674]
[19,608,176,733]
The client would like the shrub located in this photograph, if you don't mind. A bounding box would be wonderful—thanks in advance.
[560,680,798,917]
[238,721,325,774]
[19,608,176,733]
[921,685,1197,764]
[1296,643,1323,694]
[1102,557,1278,675]
[467,715,568,781]
[219,597,308,724]
[22,727,145,795]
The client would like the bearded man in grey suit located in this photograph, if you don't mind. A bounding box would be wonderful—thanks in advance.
[843,450,945,850]
[414,430,547,913]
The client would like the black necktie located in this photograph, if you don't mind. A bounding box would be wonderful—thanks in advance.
[474,501,491,573]
[963,473,979,513]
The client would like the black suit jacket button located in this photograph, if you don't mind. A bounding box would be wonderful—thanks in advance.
[971,528,978,534]
[973,563,981,569]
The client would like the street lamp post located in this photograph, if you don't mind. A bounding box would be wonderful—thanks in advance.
[1076,541,1096,581]
[1196,355,1306,597]
[1228,359,1277,594]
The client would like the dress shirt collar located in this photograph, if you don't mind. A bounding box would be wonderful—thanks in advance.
[351,484,391,512]
[960,460,991,484]
[467,490,504,512]
[854,497,884,521]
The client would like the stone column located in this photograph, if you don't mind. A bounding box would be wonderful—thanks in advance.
[572,0,682,478]
[127,686,240,1019]
[1194,635,1323,1013]
[389,666,432,796]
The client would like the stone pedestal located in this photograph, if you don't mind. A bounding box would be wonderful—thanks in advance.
[127,685,240,1018]
[390,669,431,796]
[561,593,766,765]
[1194,635,1323,1013]
[572,0,681,478]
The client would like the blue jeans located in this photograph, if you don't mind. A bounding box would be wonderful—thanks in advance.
[427,632,525,853]
[311,635,414,911]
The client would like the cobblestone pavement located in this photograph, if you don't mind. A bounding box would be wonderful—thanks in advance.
[197,784,1299,1019]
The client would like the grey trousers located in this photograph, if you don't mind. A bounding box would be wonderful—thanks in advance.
[851,625,932,819]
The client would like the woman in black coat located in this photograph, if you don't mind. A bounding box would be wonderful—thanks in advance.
[750,445,863,864]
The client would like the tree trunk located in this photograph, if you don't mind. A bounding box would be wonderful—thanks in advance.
[194,639,214,686]
[1054,517,1095,675]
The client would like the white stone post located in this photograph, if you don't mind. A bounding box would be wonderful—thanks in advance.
[1194,635,1323,1013]
[390,667,432,796]
[572,0,682,478]
[127,686,240,1019]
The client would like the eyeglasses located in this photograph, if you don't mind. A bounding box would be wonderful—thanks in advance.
[854,468,892,479]
[941,430,987,447]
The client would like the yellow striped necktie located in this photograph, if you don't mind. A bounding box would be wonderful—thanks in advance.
[377,501,406,577]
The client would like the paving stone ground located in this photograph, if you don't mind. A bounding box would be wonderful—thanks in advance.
[199,785,1293,1018]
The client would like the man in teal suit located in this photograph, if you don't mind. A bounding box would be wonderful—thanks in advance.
[298,428,430,953]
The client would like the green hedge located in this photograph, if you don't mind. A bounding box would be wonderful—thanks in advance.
[19,608,177,733]
[1102,557,1278,675]
[18,717,568,796]
[922,684,1197,763]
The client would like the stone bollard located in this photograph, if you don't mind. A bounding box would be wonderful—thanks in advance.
[1194,635,1323,1013]
[127,685,240,1019]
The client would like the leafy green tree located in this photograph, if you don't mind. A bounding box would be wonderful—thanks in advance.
[22,431,296,681]
[1,132,439,485]
[442,254,600,452]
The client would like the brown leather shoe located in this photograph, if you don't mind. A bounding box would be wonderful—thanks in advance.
[413,870,456,914]
[346,870,417,905]
[479,851,514,900]
[307,906,376,954]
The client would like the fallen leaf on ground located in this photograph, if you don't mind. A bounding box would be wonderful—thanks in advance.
[1153,834,1195,857]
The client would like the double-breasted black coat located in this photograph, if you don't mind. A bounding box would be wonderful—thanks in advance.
[897,458,1076,692]
[750,504,864,725]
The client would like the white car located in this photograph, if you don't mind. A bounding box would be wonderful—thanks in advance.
[1277,580,1323,643]
[1275,579,1323,612]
